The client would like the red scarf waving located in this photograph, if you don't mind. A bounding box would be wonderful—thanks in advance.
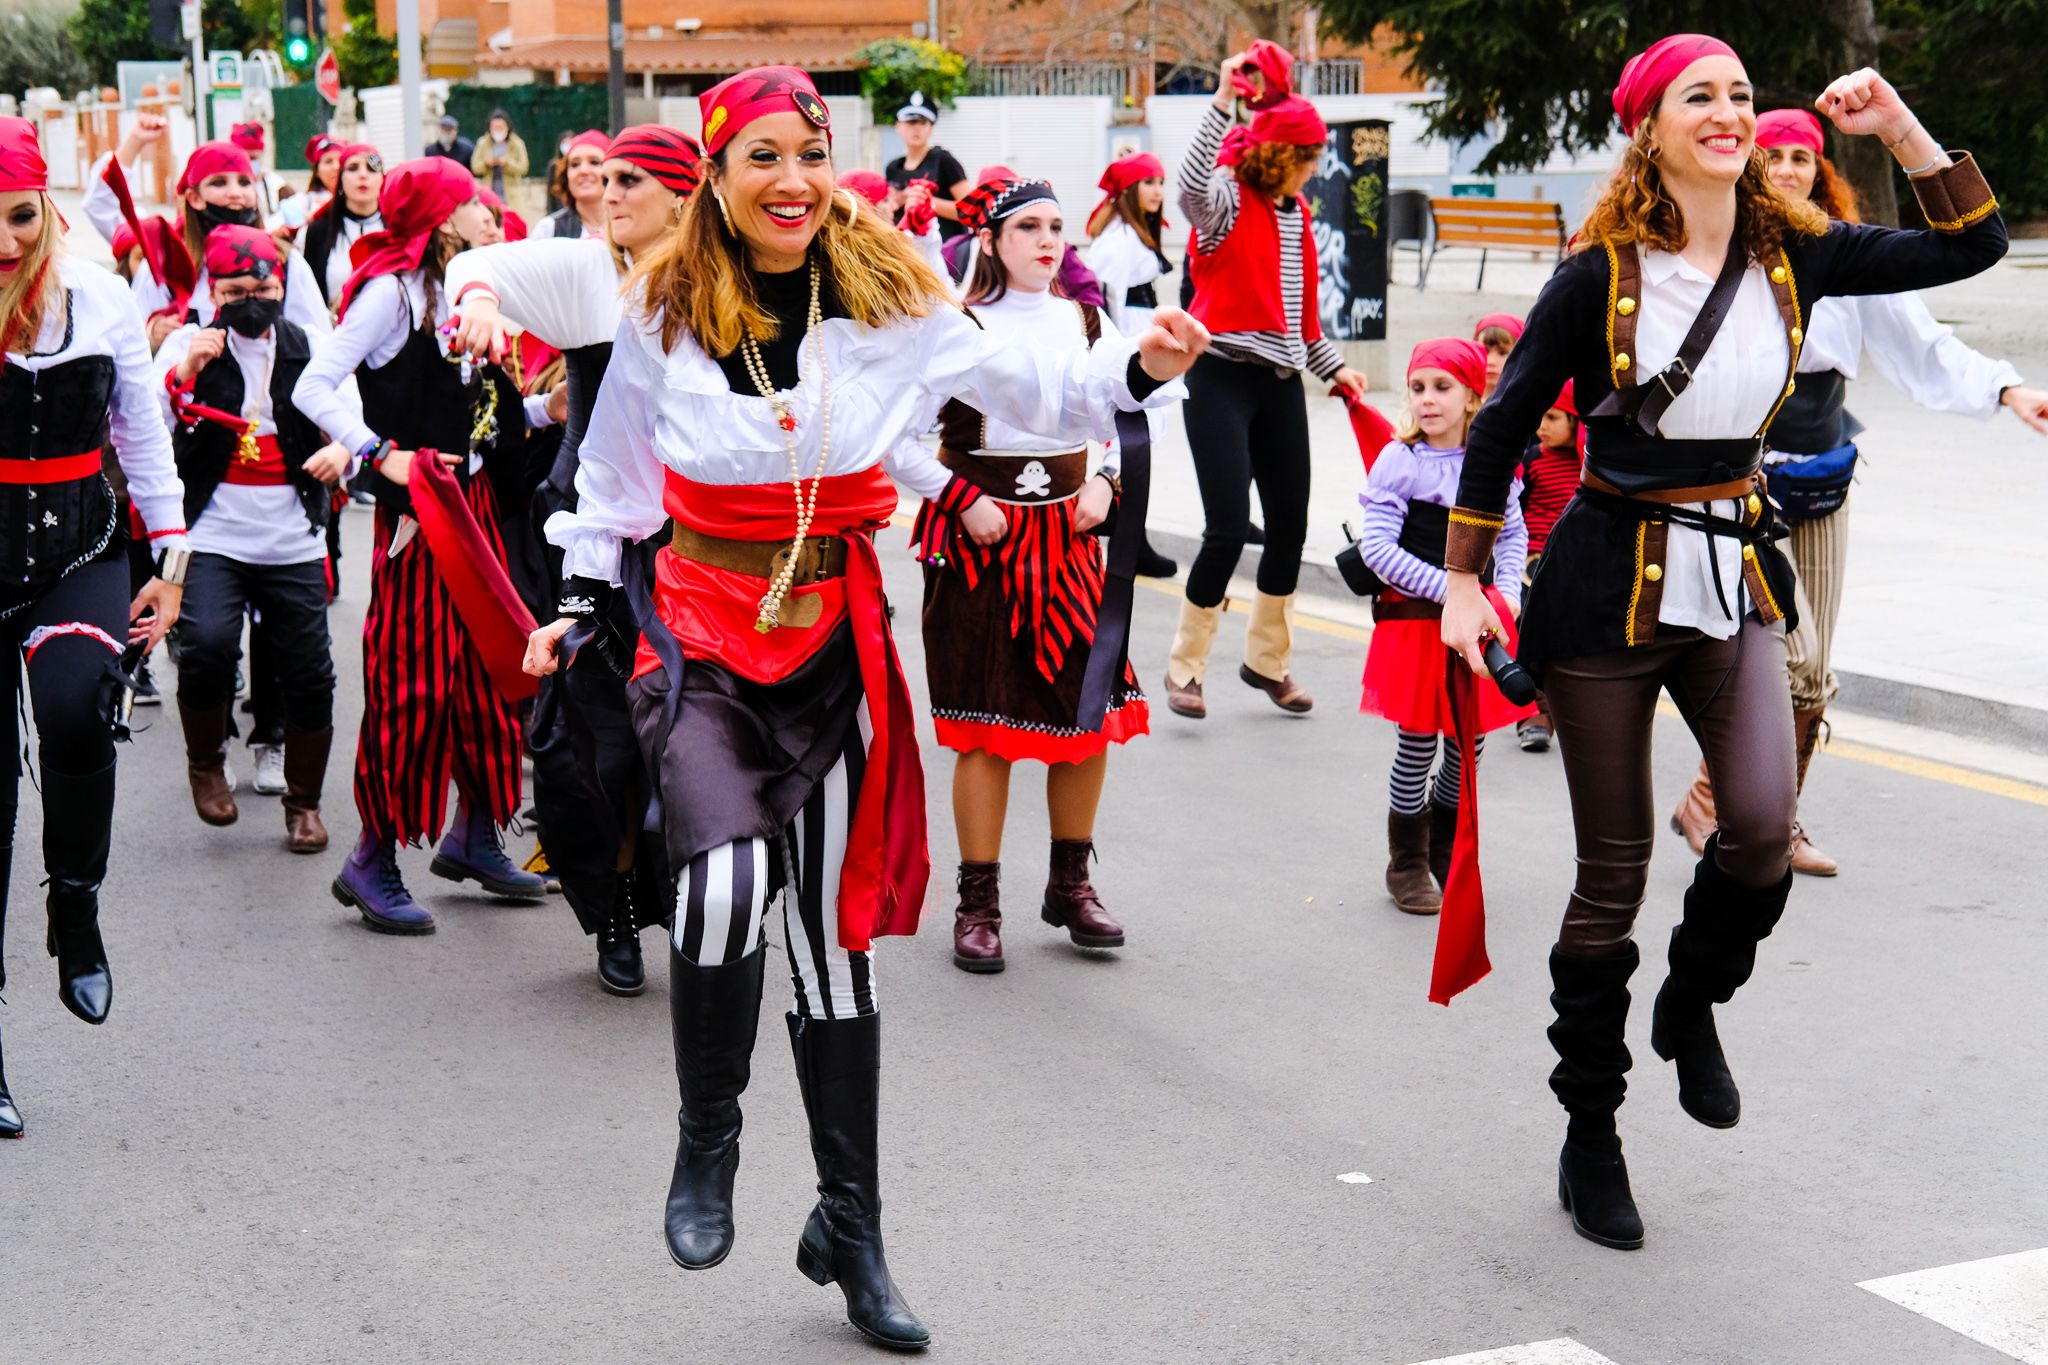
[1432,654,1493,1003]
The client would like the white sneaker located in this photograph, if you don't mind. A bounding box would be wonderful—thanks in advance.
[222,753,239,793]
[250,743,286,795]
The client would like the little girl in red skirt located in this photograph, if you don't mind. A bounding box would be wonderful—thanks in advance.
[1358,338,1533,914]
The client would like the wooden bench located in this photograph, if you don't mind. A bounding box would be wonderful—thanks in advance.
[1421,198,1566,290]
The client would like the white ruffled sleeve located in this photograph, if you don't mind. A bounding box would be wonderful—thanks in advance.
[544,317,669,584]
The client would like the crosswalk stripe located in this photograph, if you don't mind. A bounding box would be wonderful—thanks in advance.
[1407,1340,1623,1365]
[1858,1247,2048,1364]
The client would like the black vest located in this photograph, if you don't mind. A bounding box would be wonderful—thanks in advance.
[0,344,118,590]
[173,320,330,534]
[354,309,523,510]
[1768,369,1865,456]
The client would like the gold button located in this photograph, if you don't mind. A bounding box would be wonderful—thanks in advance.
[1786,378,1798,396]
[1790,325,1803,345]
[1643,563,1663,582]
[1742,544,1758,561]
[1770,265,1788,284]
[1614,352,1631,372]
[1616,297,1636,316]
[1747,493,1763,515]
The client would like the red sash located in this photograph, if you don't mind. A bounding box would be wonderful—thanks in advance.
[410,454,540,702]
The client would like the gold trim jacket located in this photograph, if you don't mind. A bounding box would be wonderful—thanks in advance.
[1447,153,2003,677]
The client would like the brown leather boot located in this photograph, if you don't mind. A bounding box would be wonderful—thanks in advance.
[1669,760,1715,856]
[178,699,238,827]
[952,861,1003,973]
[1386,809,1441,915]
[1428,800,1458,890]
[1041,839,1125,947]
[1789,707,1837,876]
[1241,591,1313,713]
[1166,599,1223,719]
[281,726,333,854]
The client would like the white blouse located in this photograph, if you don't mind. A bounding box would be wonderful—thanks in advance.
[1085,217,1167,334]
[966,287,1125,476]
[10,257,189,552]
[1632,246,1790,638]
[1795,291,2020,419]
[550,288,1181,584]
[443,236,623,349]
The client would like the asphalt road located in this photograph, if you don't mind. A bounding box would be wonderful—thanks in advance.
[3,510,2044,1365]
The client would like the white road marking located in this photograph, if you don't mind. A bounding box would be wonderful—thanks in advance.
[1408,1340,1621,1365]
[1336,1171,1373,1184]
[1859,1247,2048,1364]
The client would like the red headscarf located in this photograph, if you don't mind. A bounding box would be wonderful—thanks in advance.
[1613,34,1740,136]
[565,129,610,156]
[304,133,337,167]
[0,117,48,192]
[606,124,704,196]
[476,186,529,242]
[177,141,256,196]
[698,65,831,159]
[1756,108,1824,154]
[202,223,283,281]
[1408,337,1488,396]
[838,169,889,207]
[1218,96,1328,168]
[306,143,383,228]
[334,156,478,319]
[1472,312,1524,344]
[1230,40,1295,111]
[109,221,138,260]
[1092,151,1168,229]
[1554,380,1578,417]
[230,122,265,153]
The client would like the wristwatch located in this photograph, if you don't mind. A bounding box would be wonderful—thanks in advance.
[152,546,190,587]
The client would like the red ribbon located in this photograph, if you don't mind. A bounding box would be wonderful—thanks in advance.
[101,156,195,321]
[409,452,541,703]
[1338,389,1396,471]
[1432,654,1493,1004]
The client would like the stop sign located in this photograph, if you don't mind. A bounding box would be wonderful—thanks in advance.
[314,47,341,105]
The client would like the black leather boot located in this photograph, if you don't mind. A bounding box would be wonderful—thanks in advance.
[0,1018,20,1139]
[43,762,116,1025]
[1548,943,1644,1250]
[1650,835,1792,1129]
[596,877,645,996]
[788,1012,930,1351]
[665,945,765,1269]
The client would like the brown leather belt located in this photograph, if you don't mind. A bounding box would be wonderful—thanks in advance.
[670,525,847,585]
[1581,470,1761,505]
[938,446,1090,504]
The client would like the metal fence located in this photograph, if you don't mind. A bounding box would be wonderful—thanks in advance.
[968,63,1131,100]
[1297,59,1364,96]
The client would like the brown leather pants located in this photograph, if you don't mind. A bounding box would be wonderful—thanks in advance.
[1544,619,1796,955]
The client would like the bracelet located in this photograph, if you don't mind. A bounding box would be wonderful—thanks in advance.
[1882,119,1925,150]
[357,438,394,468]
[152,546,190,587]
[1901,153,1945,178]
[1096,471,1123,497]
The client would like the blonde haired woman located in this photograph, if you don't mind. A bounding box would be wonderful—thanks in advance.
[527,67,1202,1348]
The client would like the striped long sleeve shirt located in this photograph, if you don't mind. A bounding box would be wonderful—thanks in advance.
[1178,103,1345,381]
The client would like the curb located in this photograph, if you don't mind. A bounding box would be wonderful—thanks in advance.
[1144,526,2048,757]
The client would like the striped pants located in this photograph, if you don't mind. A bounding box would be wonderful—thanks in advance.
[1784,496,1850,711]
[353,483,524,844]
[672,713,876,1020]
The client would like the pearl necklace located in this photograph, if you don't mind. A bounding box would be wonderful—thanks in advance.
[738,259,829,634]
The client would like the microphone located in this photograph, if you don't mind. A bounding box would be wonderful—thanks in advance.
[1482,636,1538,707]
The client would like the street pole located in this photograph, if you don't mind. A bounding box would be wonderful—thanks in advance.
[187,2,208,142]
[606,0,625,131]
[396,0,423,159]
[928,0,939,46]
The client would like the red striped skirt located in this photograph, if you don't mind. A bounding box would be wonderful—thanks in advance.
[352,477,524,843]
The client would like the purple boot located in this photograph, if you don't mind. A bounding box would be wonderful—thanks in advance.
[429,803,549,902]
[331,833,435,935]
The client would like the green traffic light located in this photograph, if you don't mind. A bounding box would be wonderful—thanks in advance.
[286,36,311,62]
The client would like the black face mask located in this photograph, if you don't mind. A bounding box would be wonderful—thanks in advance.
[217,297,282,339]
[194,201,261,236]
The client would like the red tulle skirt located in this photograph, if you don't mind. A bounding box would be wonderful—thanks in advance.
[1359,586,1535,735]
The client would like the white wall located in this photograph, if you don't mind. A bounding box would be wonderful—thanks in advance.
[929,95,1116,219]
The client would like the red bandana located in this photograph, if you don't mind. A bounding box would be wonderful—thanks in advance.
[1218,96,1328,167]
[334,157,478,319]
[566,128,610,156]
[1472,312,1525,343]
[1613,34,1740,136]
[202,223,282,281]
[1756,108,1824,154]
[230,122,265,153]
[1230,40,1295,111]
[838,169,889,207]
[698,65,831,159]
[1092,152,1168,231]
[177,141,256,196]
[606,124,704,196]
[304,133,337,168]
[0,117,48,193]
[1408,337,1488,397]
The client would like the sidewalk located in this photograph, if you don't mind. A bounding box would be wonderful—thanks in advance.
[1139,250,2048,753]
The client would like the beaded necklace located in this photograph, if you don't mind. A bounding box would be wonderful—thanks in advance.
[737,258,830,633]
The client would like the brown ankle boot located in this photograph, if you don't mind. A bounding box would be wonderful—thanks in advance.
[1041,839,1125,947]
[952,861,1003,973]
[1669,760,1715,855]
[1386,810,1440,915]
[1241,591,1313,713]
[1789,707,1837,876]
[179,699,238,827]
[1166,599,1223,719]
[282,726,333,854]
[1427,800,1458,890]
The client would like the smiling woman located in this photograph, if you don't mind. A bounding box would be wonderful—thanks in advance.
[525,65,1204,1351]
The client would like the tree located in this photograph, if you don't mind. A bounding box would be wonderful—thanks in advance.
[1313,0,2024,224]
[2,2,93,99]
[852,38,970,125]
[68,0,259,86]
[333,0,396,89]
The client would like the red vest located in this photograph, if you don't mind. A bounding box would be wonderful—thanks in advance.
[1189,189,1322,344]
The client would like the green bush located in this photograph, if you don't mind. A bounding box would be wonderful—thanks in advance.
[852,38,968,126]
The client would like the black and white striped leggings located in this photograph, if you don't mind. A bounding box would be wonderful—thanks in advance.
[1388,728,1484,816]
[671,711,877,1020]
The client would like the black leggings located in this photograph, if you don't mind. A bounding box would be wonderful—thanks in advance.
[0,560,130,779]
[1181,352,1312,606]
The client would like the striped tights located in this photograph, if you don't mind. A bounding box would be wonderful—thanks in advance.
[1388,728,1484,816]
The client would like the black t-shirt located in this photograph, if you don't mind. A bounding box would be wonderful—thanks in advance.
[885,146,970,240]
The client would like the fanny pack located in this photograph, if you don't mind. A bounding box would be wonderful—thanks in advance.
[1764,442,1857,522]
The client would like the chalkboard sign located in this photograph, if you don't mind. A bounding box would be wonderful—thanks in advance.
[1301,118,1389,343]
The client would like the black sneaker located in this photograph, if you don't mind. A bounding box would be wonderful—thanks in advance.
[1518,719,1552,753]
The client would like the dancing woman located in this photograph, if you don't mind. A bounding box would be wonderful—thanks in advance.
[446,124,705,994]
[527,68,1201,1348]
[1440,41,2006,1249]
[1667,106,2048,875]
[0,119,190,1136]
[299,144,384,310]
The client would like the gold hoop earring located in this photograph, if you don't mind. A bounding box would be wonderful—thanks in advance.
[714,191,734,232]
[837,185,859,227]
[671,198,685,222]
